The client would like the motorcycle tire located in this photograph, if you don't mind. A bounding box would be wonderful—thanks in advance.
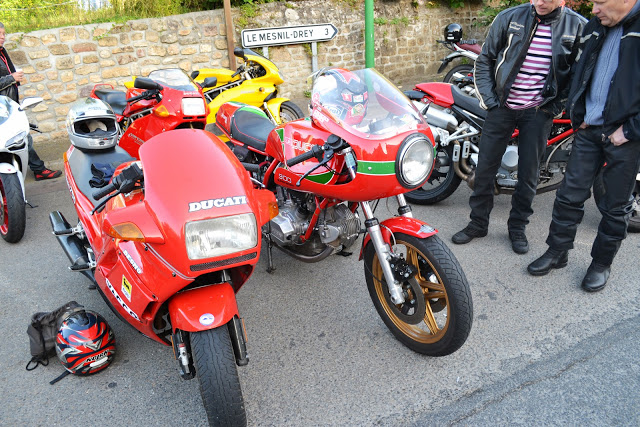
[363,233,473,356]
[593,170,640,233]
[191,326,246,427]
[405,144,462,205]
[278,100,305,124]
[443,64,474,88]
[0,173,26,243]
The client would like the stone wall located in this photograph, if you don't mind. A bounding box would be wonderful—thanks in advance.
[3,0,483,159]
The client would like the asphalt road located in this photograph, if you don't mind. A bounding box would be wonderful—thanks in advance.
[1,171,639,426]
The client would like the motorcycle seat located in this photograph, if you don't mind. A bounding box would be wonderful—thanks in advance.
[229,109,275,152]
[94,89,127,116]
[451,85,487,120]
[67,145,135,207]
[404,90,425,101]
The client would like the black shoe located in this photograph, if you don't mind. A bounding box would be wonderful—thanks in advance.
[34,168,62,181]
[509,230,529,254]
[527,248,568,276]
[452,225,487,244]
[581,262,610,292]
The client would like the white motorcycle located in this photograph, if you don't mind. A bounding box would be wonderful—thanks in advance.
[0,95,43,243]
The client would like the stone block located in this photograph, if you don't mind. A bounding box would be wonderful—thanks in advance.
[8,51,28,65]
[73,42,97,53]
[76,64,99,75]
[60,28,76,43]
[82,54,99,64]
[98,37,118,47]
[37,60,53,71]
[41,34,57,44]
[102,67,131,79]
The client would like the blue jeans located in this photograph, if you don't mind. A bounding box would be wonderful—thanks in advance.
[27,134,45,173]
[468,105,554,232]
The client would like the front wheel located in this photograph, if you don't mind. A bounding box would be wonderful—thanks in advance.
[405,144,463,205]
[191,326,246,427]
[277,100,304,124]
[0,173,26,243]
[364,233,472,356]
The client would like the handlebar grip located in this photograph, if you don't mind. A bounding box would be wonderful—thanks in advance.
[92,183,117,200]
[286,146,322,167]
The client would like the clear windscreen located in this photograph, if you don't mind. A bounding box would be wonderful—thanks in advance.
[148,68,199,91]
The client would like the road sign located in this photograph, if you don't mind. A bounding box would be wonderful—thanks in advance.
[241,23,338,48]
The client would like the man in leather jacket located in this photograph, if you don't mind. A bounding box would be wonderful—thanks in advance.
[528,0,640,292]
[0,22,61,181]
[451,0,586,254]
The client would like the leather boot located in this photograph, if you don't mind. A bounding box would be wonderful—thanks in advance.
[581,262,610,292]
[527,248,568,276]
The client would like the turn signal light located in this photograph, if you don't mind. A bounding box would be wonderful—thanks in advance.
[153,105,171,118]
[108,222,146,241]
[268,201,279,220]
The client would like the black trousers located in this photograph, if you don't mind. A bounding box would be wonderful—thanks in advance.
[468,105,553,232]
[546,125,640,266]
[27,134,45,173]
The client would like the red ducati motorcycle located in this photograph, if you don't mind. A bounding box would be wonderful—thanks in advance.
[90,68,215,158]
[404,82,576,205]
[215,68,473,356]
[52,101,276,425]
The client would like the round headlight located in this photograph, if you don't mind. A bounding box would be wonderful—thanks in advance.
[396,133,434,189]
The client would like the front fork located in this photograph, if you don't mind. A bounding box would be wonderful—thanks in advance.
[345,149,414,305]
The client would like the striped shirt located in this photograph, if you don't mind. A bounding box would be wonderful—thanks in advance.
[506,24,552,110]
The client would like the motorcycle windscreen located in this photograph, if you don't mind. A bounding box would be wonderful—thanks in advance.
[309,67,427,140]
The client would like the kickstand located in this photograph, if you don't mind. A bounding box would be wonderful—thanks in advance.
[26,201,37,209]
[265,223,276,274]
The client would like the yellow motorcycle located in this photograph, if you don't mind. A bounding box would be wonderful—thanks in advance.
[192,47,304,126]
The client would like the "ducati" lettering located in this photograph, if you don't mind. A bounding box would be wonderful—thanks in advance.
[189,196,247,212]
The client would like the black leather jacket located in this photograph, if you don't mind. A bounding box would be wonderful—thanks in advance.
[566,7,640,141]
[0,46,19,103]
[474,4,586,116]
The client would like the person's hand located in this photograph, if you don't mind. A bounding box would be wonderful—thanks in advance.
[608,125,628,146]
[11,70,24,83]
[579,121,588,129]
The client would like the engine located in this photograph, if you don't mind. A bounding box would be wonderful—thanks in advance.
[269,192,360,252]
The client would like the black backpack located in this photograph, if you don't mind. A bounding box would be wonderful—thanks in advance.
[25,301,84,371]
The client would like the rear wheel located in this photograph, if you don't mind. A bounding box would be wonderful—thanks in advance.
[0,173,26,243]
[364,233,473,356]
[405,144,462,205]
[443,64,474,89]
[278,101,304,124]
[191,326,246,427]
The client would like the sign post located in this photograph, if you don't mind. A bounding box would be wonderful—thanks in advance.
[241,23,338,72]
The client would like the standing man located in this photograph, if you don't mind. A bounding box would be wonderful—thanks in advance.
[528,0,640,292]
[0,22,61,181]
[451,0,586,254]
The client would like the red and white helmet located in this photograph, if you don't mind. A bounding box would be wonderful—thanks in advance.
[55,309,116,375]
[311,68,369,126]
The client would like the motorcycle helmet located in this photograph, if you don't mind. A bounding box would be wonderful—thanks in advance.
[311,68,369,126]
[55,309,116,376]
[444,23,463,43]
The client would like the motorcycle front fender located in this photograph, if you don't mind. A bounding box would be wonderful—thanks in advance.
[265,97,291,124]
[0,161,26,200]
[359,216,438,260]
[168,283,239,333]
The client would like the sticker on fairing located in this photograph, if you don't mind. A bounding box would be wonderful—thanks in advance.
[189,196,247,212]
[121,276,132,301]
[105,278,140,321]
[199,313,215,326]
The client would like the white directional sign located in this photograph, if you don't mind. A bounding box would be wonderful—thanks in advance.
[241,23,338,48]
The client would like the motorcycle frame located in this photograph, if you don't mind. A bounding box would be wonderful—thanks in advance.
[437,40,480,74]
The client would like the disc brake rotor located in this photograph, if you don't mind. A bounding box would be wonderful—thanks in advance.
[381,277,426,325]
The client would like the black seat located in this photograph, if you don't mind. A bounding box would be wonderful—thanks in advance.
[94,89,127,116]
[67,145,135,207]
[451,84,487,120]
[229,109,275,152]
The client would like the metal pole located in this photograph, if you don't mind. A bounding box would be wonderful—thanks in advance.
[223,0,236,70]
[365,0,374,68]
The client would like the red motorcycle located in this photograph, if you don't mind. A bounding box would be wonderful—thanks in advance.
[90,68,216,158]
[52,99,277,425]
[215,68,473,356]
[404,82,576,205]
[437,23,481,95]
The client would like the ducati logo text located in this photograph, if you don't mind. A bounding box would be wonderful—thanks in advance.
[189,195,247,212]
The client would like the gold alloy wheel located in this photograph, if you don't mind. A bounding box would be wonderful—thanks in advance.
[371,239,450,344]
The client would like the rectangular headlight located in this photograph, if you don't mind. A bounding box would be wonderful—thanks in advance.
[185,214,257,260]
[182,98,206,116]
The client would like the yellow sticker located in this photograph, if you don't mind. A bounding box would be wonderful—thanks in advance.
[121,276,132,301]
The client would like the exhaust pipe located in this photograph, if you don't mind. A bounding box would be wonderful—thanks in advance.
[49,211,95,283]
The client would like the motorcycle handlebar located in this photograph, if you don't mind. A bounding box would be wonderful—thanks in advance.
[286,145,323,167]
[92,183,117,200]
[126,90,155,104]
